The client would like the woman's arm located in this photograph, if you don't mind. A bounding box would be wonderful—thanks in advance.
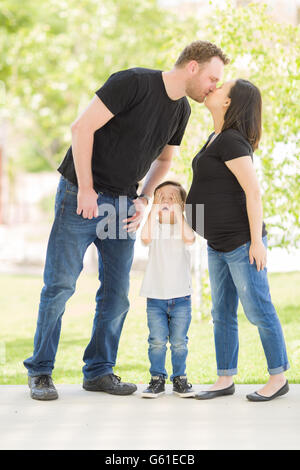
[225,155,267,271]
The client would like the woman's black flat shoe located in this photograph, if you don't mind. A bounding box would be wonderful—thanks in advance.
[195,383,235,400]
[246,380,289,402]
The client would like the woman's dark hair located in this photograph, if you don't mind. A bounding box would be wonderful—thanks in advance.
[222,79,262,151]
[154,180,187,203]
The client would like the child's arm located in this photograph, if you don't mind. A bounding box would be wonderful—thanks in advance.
[180,213,196,245]
[140,193,161,245]
[172,192,196,245]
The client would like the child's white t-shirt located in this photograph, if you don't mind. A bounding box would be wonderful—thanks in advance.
[139,218,194,300]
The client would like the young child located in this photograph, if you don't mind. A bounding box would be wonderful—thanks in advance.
[139,180,196,398]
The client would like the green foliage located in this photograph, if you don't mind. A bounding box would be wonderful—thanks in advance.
[173,1,300,249]
[1,0,299,248]
[1,0,184,171]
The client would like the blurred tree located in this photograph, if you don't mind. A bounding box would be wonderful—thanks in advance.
[0,0,188,171]
[0,0,299,249]
[173,1,300,249]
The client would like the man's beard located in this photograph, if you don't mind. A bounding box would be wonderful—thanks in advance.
[185,83,205,103]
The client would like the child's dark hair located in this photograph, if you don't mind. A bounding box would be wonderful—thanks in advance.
[154,180,187,203]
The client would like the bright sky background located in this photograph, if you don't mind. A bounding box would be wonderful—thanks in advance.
[160,0,228,6]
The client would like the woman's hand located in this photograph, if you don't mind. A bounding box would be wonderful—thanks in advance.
[249,241,267,271]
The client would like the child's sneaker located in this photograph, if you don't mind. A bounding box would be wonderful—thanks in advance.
[172,376,195,397]
[141,376,165,398]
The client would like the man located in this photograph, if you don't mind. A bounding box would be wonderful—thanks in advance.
[24,40,229,400]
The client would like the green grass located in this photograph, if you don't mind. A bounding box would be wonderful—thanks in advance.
[0,271,299,385]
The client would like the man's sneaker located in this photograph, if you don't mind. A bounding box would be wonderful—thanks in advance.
[28,375,58,401]
[83,374,137,395]
[172,376,195,398]
[141,376,165,398]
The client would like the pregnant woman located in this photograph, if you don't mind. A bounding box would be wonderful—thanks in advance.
[186,78,290,401]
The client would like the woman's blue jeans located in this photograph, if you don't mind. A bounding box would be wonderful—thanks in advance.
[207,236,290,376]
[146,296,192,381]
[24,176,136,380]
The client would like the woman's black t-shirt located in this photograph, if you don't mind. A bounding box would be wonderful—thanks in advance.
[186,128,267,252]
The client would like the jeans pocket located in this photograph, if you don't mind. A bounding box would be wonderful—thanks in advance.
[65,180,78,195]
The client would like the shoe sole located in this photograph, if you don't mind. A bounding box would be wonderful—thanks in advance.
[195,391,235,400]
[194,383,235,400]
[30,392,58,401]
[141,391,165,398]
[83,384,137,395]
[246,383,289,402]
[173,391,196,398]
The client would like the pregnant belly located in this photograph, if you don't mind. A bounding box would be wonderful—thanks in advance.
[186,192,249,237]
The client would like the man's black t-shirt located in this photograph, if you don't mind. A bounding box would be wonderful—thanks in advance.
[58,68,191,198]
[186,128,267,252]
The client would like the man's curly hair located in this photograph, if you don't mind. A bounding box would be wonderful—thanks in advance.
[175,40,230,67]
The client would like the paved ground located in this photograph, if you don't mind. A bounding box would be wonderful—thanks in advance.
[0,384,299,450]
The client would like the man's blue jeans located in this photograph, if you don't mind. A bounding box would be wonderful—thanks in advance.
[207,236,290,376]
[146,296,192,381]
[24,176,136,380]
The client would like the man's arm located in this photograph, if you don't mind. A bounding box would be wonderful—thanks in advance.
[71,95,114,219]
[123,145,176,232]
[139,144,176,199]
